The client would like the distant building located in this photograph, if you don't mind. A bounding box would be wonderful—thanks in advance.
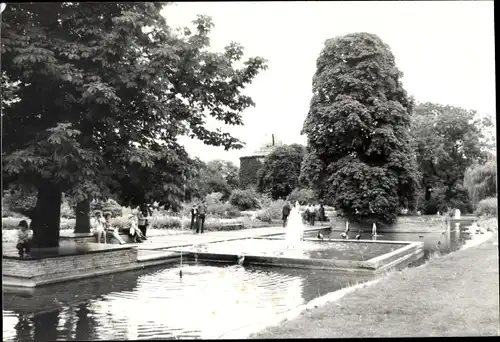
[239,134,283,189]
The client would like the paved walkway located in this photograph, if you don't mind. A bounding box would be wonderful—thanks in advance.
[132,224,330,251]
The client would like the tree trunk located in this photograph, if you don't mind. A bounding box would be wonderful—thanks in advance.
[32,181,62,248]
[74,198,91,233]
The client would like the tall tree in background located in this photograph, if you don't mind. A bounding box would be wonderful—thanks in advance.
[411,102,493,213]
[182,159,240,202]
[257,144,305,200]
[1,3,267,246]
[207,160,240,190]
[301,32,419,224]
[463,159,497,211]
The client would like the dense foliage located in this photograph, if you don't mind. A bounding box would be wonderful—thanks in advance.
[1,3,266,246]
[287,188,317,205]
[183,158,240,202]
[463,159,497,210]
[301,32,420,224]
[257,144,305,199]
[475,197,498,217]
[411,102,493,214]
[239,156,264,189]
[229,187,261,211]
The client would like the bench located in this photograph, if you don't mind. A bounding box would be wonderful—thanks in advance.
[59,230,135,244]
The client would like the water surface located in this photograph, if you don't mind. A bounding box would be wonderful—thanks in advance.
[175,238,405,261]
[3,263,375,340]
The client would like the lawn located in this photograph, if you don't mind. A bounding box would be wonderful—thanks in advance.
[251,228,499,338]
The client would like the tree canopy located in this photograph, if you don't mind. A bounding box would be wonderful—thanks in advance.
[1,3,267,246]
[301,32,419,224]
[257,144,305,200]
[410,102,493,213]
[463,159,497,210]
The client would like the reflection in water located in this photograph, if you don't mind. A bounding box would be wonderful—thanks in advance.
[3,263,373,340]
[33,310,59,342]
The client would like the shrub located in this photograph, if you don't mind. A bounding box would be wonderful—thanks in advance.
[254,209,273,223]
[229,188,260,211]
[111,216,132,231]
[91,199,123,218]
[475,197,498,217]
[288,188,316,205]
[60,218,75,230]
[207,203,242,219]
[2,216,30,230]
[206,192,224,206]
[420,185,472,215]
[2,189,37,217]
[268,199,285,220]
[60,199,75,219]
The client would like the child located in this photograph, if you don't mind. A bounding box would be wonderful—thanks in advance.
[104,212,126,244]
[91,211,106,244]
[16,220,32,259]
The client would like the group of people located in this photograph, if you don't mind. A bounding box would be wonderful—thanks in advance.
[91,205,152,244]
[282,200,326,227]
[190,200,207,234]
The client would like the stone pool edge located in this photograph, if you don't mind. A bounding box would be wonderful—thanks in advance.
[210,277,383,339]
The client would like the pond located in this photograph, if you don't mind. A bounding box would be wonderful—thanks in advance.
[175,238,407,261]
[3,262,375,340]
[275,226,468,267]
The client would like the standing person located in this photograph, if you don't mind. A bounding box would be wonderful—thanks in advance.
[16,220,32,259]
[91,211,106,244]
[304,204,311,225]
[103,212,126,244]
[318,203,326,226]
[282,200,291,227]
[137,205,149,240]
[309,203,317,226]
[190,203,198,231]
[196,200,207,234]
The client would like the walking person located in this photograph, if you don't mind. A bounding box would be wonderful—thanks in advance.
[282,200,291,227]
[196,200,207,234]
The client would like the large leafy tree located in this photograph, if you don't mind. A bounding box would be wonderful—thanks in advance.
[301,32,419,224]
[257,144,305,200]
[181,158,238,202]
[207,160,240,190]
[463,159,497,210]
[411,102,493,213]
[1,3,267,246]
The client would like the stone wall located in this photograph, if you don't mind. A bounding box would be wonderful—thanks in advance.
[328,215,476,233]
[3,248,138,278]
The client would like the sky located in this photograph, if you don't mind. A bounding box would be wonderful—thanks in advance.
[161,1,496,165]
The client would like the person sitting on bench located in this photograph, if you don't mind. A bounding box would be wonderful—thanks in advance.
[104,212,126,244]
[91,211,106,244]
[128,214,146,243]
[16,220,32,259]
